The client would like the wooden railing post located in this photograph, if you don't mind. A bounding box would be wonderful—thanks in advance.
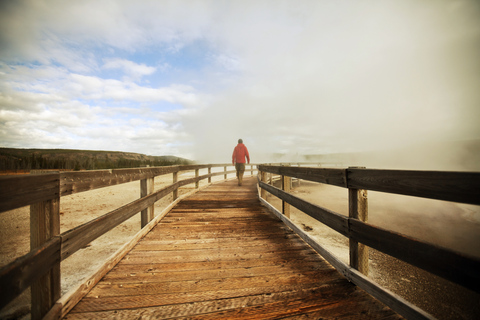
[140,167,154,228]
[260,171,267,200]
[173,170,178,200]
[250,164,253,176]
[30,170,60,320]
[195,169,199,189]
[224,166,227,180]
[208,166,212,183]
[282,166,291,218]
[348,167,369,275]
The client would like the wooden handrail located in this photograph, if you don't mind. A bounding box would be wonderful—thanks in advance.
[0,163,253,319]
[258,165,480,205]
[257,164,480,320]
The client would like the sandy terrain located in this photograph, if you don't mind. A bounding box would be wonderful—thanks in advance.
[1,172,479,319]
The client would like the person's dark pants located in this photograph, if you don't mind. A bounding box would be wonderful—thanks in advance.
[235,163,245,185]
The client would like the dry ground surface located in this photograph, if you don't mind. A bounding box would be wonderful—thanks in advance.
[1,172,480,319]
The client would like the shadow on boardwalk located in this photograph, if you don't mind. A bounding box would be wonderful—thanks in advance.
[65,177,401,319]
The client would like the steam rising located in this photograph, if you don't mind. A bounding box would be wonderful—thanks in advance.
[182,1,480,169]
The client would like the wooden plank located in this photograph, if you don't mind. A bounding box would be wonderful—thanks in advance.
[103,259,329,283]
[347,168,480,205]
[68,283,351,317]
[60,167,179,196]
[259,181,349,236]
[349,219,480,294]
[85,269,338,298]
[0,173,59,213]
[112,255,325,274]
[120,248,318,265]
[0,237,61,310]
[258,165,347,187]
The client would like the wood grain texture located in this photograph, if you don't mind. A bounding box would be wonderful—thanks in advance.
[347,168,480,205]
[64,177,401,319]
[258,165,347,187]
[0,237,61,310]
[0,173,59,213]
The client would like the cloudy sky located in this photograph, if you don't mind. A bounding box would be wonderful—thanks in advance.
[1,0,479,163]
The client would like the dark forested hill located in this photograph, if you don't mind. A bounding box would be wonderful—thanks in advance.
[0,148,193,172]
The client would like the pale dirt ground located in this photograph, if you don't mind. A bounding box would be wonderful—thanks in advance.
[1,172,479,319]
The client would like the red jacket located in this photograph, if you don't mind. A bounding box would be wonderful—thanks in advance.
[232,143,250,164]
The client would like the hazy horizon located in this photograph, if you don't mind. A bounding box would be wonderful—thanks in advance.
[1,1,480,169]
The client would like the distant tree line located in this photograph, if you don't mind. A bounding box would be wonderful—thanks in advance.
[0,149,192,172]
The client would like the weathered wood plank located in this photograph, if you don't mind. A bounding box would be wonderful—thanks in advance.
[120,248,319,265]
[133,235,307,251]
[349,219,480,294]
[0,237,61,310]
[86,269,338,298]
[67,283,358,318]
[60,167,179,196]
[103,259,329,283]
[0,173,59,213]
[112,255,325,275]
[347,168,480,205]
[258,165,347,187]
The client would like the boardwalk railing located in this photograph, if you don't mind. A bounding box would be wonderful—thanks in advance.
[257,165,480,320]
[0,164,256,320]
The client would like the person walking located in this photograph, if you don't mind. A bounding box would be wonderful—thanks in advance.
[232,139,250,186]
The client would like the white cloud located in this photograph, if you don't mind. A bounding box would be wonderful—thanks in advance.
[102,58,156,80]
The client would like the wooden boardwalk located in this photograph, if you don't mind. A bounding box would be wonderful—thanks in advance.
[65,177,401,319]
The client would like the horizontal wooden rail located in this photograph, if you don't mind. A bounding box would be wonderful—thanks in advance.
[0,163,257,318]
[258,165,347,187]
[347,168,480,205]
[0,237,61,310]
[60,166,179,196]
[258,165,480,205]
[0,173,59,213]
